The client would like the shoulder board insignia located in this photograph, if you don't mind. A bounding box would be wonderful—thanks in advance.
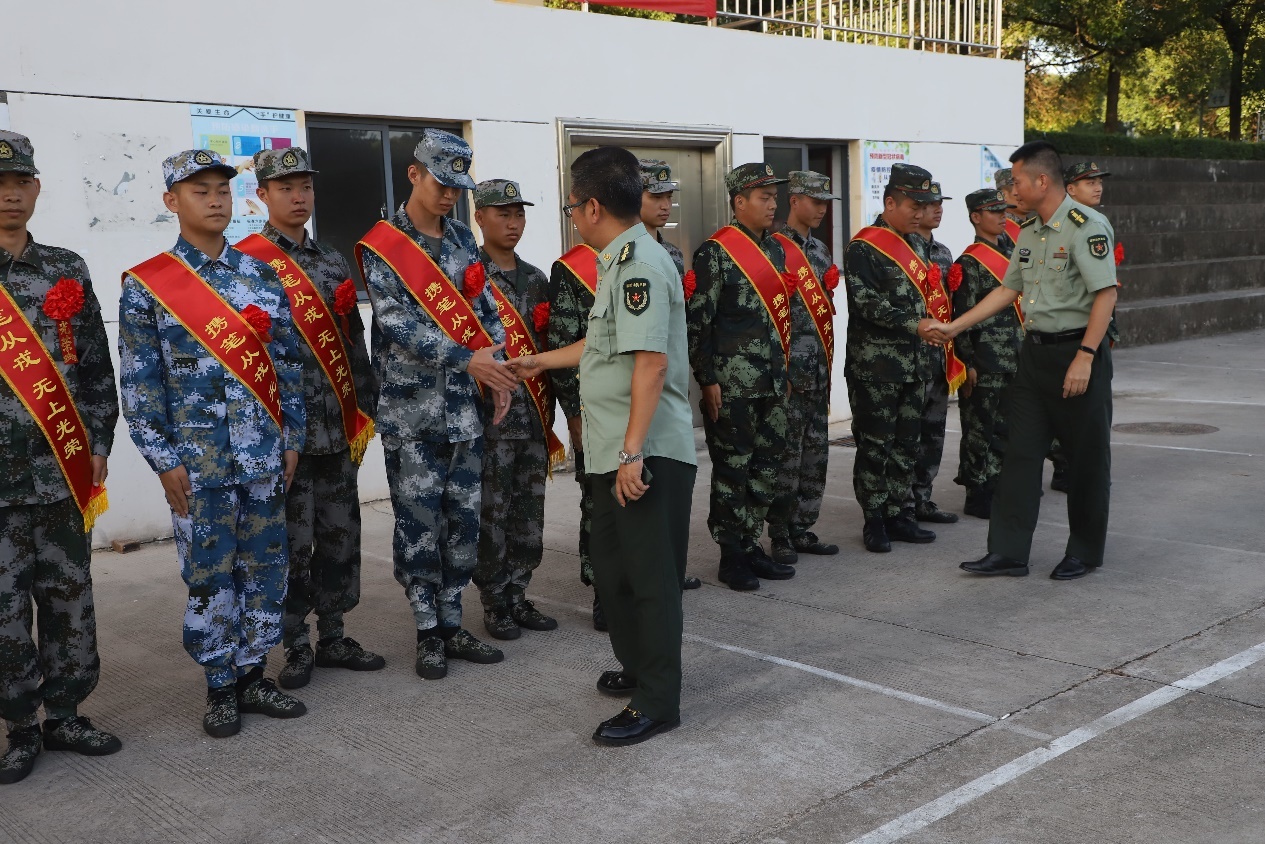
[1020,216,1037,228]
[1068,208,1088,226]
[618,241,634,263]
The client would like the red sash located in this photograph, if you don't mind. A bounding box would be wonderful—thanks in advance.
[0,284,108,530]
[852,226,967,393]
[707,226,791,362]
[125,252,284,429]
[557,244,599,297]
[772,233,835,371]
[489,284,567,472]
[235,234,376,463]
[962,241,1025,326]
[1004,218,1021,243]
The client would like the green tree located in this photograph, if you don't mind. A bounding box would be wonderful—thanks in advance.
[543,1,676,21]
[1210,0,1265,139]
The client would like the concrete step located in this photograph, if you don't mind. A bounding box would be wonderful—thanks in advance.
[1118,256,1265,299]
[1092,155,1265,182]
[1105,182,1265,206]
[1108,203,1265,233]
[1111,228,1265,264]
[1114,286,1265,346]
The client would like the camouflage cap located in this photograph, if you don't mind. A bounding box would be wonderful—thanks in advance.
[254,146,317,182]
[473,178,534,209]
[726,162,788,196]
[162,149,237,190]
[788,170,839,200]
[928,181,952,202]
[966,188,1014,213]
[1064,161,1111,183]
[414,128,475,190]
[0,131,39,176]
[993,167,1014,188]
[639,159,679,194]
[887,163,936,202]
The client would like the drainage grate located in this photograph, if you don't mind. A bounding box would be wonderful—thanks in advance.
[829,436,857,448]
[1112,422,1220,436]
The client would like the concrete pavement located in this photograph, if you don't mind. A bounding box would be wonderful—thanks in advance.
[3,330,1265,844]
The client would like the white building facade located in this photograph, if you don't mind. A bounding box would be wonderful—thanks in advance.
[2,0,1023,544]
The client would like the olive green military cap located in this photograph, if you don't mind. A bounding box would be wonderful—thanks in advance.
[473,178,534,209]
[966,188,1014,213]
[1064,161,1111,183]
[788,170,839,200]
[163,149,237,190]
[639,159,679,194]
[0,131,39,176]
[254,146,317,182]
[993,167,1014,188]
[726,162,788,196]
[928,181,952,202]
[887,163,936,202]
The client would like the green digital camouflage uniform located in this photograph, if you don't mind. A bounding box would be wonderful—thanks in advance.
[639,159,686,279]
[905,227,953,515]
[0,228,118,729]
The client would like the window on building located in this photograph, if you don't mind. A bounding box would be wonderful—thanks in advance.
[763,141,849,258]
[306,118,468,289]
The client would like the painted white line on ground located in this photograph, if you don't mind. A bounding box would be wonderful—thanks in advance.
[844,640,1265,844]
[1121,396,1265,408]
[1125,359,1265,373]
[1111,441,1259,457]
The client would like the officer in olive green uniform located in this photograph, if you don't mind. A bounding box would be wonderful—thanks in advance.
[952,141,1117,581]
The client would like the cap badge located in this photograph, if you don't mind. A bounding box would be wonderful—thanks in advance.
[504,183,518,198]
[658,169,669,182]
[921,180,930,190]
[281,151,298,168]
[0,142,11,160]
[1090,162,1097,170]
[194,151,213,165]
[764,165,774,176]
[452,158,466,173]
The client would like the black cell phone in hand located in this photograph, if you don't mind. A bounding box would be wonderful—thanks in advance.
[611,464,653,497]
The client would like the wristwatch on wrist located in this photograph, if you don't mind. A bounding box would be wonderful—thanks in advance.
[618,450,643,465]
[1078,344,1098,357]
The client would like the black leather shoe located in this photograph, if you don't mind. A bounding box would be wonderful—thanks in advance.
[748,546,796,580]
[718,551,760,591]
[885,515,936,544]
[793,532,839,555]
[863,517,891,553]
[915,503,959,524]
[682,576,701,590]
[959,552,1028,576]
[1050,555,1096,580]
[592,706,680,747]
[770,536,799,565]
[596,670,636,696]
[963,490,993,520]
[592,593,608,632]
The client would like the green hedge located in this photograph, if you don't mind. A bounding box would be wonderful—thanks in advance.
[1025,130,1265,161]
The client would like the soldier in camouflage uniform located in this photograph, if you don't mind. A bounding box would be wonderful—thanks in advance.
[638,159,685,278]
[905,181,959,525]
[0,132,123,784]
[119,149,308,738]
[250,147,385,690]
[469,179,559,641]
[844,163,942,553]
[359,130,517,680]
[765,171,840,565]
[547,227,600,626]
[951,189,1023,519]
[688,163,796,591]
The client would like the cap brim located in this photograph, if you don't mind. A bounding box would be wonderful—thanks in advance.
[899,189,938,203]
[975,202,1012,212]
[476,199,535,208]
[172,163,238,187]
[430,168,476,190]
[0,164,38,176]
[793,190,841,201]
[646,183,679,194]
[730,176,789,194]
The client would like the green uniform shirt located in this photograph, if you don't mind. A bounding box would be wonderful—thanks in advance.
[1002,194,1116,333]
[580,223,696,477]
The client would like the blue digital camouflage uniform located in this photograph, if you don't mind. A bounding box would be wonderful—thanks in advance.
[766,223,834,543]
[0,234,118,728]
[119,236,306,690]
[905,232,953,515]
[547,255,595,585]
[258,222,377,650]
[659,234,685,279]
[473,250,550,612]
[361,206,504,633]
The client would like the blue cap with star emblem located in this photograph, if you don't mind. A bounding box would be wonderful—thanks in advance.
[163,149,238,190]
[414,128,475,190]
[0,131,38,176]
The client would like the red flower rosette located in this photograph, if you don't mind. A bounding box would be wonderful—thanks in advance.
[43,278,86,364]
[241,303,272,343]
[1114,242,1125,267]
[928,263,943,288]
[463,262,486,299]
[532,302,550,333]
[334,278,358,336]
[782,271,799,294]
[948,263,964,293]
[682,270,697,300]
[822,264,840,291]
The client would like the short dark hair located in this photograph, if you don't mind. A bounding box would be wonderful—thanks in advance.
[569,147,642,222]
[1010,141,1064,185]
[729,186,757,212]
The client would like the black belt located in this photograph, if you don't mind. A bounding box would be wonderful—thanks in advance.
[1026,328,1086,345]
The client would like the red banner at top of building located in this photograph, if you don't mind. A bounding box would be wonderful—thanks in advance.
[589,1,716,17]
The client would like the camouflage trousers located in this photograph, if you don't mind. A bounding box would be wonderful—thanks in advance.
[284,449,362,650]
[172,476,288,690]
[702,393,789,552]
[955,372,1014,493]
[575,450,595,587]
[385,439,482,633]
[847,378,926,520]
[905,377,949,510]
[0,497,99,725]
[767,386,830,541]
[474,437,546,611]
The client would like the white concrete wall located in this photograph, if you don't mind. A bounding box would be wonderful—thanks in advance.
[2,0,1024,544]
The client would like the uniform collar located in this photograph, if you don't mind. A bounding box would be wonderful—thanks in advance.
[173,234,239,271]
[262,221,319,255]
[393,203,453,246]
[479,247,519,280]
[779,223,811,247]
[596,223,646,271]
[730,219,769,243]
[1,233,43,271]
[1034,193,1076,232]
